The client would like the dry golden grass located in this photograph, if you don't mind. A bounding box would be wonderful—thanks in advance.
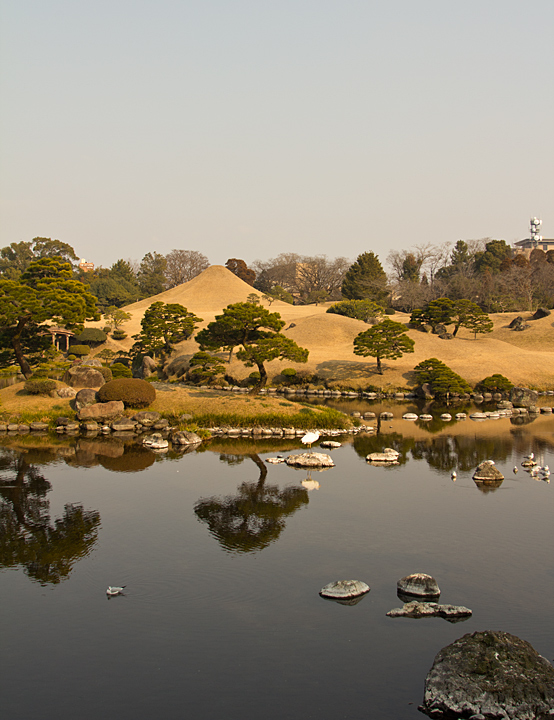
[68,265,554,390]
[0,381,72,421]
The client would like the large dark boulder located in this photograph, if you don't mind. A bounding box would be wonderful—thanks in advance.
[74,388,98,411]
[164,354,190,379]
[63,365,105,389]
[78,400,125,422]
[533,307,551,319]
[510,386,539,408]
[420,630,554,719]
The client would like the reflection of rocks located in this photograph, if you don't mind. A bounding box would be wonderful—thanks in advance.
[319,579,370,602]
[285,452,335,468]
[387,601,471,621]
[397,573,440,598]
[420,630,554,719]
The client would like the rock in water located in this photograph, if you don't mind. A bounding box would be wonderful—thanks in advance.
[420,630,554,719]
[397,573,440,598]
[386,601,472,621]
[285,452,335,468]
[473,460,504,481]
[319,580,370,601]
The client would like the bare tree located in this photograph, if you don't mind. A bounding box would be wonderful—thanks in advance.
[164,250,210,288]
[253,254,350,303]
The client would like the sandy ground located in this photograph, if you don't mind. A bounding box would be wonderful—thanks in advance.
[85,265,554,390]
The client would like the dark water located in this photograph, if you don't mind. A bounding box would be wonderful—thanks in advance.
[1,418,553,720]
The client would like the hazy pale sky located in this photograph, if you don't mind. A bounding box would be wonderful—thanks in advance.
[1,1,552,269]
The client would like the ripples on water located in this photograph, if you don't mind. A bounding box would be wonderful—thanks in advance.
[1,413,553,720]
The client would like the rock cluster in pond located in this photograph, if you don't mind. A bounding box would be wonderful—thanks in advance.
[473,460,504,482]
[386,601,472,621]
[320,440,342,449]
[319,579,370,604]
[285,452,335,468]
[419,630,554,719]
[397,573,440,598]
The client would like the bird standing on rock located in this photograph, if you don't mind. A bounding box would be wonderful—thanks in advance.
[301,430,320,448]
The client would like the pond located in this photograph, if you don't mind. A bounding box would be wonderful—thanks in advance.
[1,412,553,720]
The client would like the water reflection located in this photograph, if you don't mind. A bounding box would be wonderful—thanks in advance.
[194,454,309,554]
[0,449,100,584]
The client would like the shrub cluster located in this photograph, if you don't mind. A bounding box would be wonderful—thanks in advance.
[68,344,91,357]
[75,328,108,345]
[96,366,113,383]
[413,358,472,397]
[475,374,513,393]
[111,329,127,340]
[24,378,57,395]
[327,299,384,323]
[111,362,133,378]
[97,378,156,408]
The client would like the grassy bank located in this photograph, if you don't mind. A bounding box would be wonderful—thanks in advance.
[0,382,354,430]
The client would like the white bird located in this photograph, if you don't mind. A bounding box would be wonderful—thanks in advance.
[301,430,320,448]
[540,465,550,477]
[524,452,534,461]
[513,466,519,474]
[106,586,126,596]
[451,470,457,481]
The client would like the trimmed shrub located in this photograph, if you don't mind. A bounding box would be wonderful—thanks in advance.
[97,378,156,408]
[75,328,108,345]
[384,307,396,315]
[327,299,384,323]
[112,329,127,340]
[281,368,297,378]
[67,354,77,361]
[68,345,91,357]
[25,378,57,395]
[111,362,133,378]
[102,326,112,334]
[475,374,514,393]
[413,358,472,397]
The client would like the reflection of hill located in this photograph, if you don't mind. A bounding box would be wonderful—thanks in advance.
[412,435,512,472]
[353,433,412,466]
[0,449,100,584]
[194,455,309,553]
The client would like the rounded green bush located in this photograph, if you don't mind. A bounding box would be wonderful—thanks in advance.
[281,368,297,377]
[97,378,156,408]
[111,329,127,340]
[475,374,514,393]
[111,362,133,378]
[25,378,57,395]
[102,326,112,334]
[75,328,108,345]
[67,354,76,361]
[68,344,91,357]
[96,366,113,383]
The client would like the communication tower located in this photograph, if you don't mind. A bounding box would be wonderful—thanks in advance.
[530,217,542,248]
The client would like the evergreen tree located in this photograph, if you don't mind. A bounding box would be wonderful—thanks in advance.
[341,252,388,304]
[131,302,202,359]
[353,318,414,374]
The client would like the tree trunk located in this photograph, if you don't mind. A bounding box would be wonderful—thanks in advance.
[11,317,33,379]
[376,356,383,374]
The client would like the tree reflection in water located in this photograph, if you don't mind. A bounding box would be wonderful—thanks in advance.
[0,449,100,584]
[194,454,309,553]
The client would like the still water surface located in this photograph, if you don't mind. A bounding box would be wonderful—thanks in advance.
[1,415,553,720]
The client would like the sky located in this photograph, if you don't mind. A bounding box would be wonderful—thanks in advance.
[1,0,553,270]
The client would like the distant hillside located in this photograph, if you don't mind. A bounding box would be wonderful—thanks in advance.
[86,267,554,390]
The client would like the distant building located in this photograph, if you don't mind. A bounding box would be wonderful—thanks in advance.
[513,217,554,258]
[78,258,95,272]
